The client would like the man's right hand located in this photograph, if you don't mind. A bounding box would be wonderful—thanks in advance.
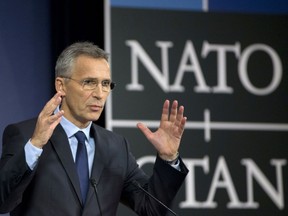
[30,92,64,149]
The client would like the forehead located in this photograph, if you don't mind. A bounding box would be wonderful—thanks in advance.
[72,55,110,78]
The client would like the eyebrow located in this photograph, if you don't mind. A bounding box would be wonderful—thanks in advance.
[83,77,111,81]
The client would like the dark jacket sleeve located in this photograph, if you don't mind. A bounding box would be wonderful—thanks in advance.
[0,123,35,213]
[120,139,189,216]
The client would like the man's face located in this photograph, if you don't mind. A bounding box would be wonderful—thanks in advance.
[56,55,111,128]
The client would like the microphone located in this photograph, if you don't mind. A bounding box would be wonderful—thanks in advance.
[90,178,103,216]
[132,180,178,216]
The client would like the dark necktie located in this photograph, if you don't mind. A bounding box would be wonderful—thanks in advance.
[75,131,89,204]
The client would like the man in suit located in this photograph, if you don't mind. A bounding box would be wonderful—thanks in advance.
[0,42,188,215]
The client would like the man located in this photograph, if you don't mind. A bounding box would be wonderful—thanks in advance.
[0,42,188,215]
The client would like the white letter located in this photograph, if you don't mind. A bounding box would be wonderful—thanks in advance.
[202,41,241,93]
[241,158,286,209]
[180,157,210,208]
[170,40,210,93]
[125,40,173,92]
[239,44,282,95]
[203,156,243,208]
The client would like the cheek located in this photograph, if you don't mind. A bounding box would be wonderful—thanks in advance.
[81,92,92,102]
[66,91,90,107]
[76,93,92,108]
[74,90,90,100]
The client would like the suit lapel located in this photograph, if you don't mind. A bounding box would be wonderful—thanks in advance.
[50,125,83,205]
[86,124,106,203]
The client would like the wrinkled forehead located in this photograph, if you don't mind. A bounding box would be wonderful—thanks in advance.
[71,55,111,78]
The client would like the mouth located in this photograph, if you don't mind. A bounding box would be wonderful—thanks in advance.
[89,105,103,111]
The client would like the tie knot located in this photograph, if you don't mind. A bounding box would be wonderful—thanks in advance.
[74,131,86,144]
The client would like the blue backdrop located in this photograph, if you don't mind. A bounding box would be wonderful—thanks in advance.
[0,0,52,157]
[0,2,51,214]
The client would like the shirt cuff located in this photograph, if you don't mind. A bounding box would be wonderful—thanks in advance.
[170,159,181,171]
[24,140,43,170]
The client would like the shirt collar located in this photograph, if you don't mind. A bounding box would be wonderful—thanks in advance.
[55,106,92,140]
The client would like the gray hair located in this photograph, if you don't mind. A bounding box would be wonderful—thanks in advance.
[55,41,109,77]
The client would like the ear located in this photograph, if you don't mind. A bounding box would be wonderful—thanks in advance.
[55,77,66,96]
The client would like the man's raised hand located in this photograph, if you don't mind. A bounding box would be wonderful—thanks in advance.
[30,92,64,148]
[137,100,187,161]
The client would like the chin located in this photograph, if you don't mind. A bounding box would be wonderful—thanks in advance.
[89,115,101,122]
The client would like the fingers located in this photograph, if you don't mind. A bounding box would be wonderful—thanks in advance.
[169,100,178,122]
[137,100,187,156]
[161,99,185,123]
[31,92,64,148]
[178,114,187,135]
[172,101,186,137]
[49,109,64,124]
[175,104,184,126]
[137,123,152,139]
[42,91,64,126]
[161,100,170,122]
[42,92,63,116]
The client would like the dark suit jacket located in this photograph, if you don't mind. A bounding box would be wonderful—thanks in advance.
[0,118,188,216]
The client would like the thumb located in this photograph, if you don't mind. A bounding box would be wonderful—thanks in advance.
[137,123,152,138]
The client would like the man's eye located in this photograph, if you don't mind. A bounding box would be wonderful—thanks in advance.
[83,80,96,86]
[102,80,110,87]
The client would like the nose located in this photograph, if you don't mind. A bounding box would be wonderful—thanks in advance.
[91,85,104,99]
